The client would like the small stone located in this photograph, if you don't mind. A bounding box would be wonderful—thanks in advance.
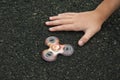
[33,13,37,16]
[113,40,117,45]
[0,40,4,43]
[116,27,119,30]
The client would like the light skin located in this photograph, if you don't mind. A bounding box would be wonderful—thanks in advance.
[45,0,120,46]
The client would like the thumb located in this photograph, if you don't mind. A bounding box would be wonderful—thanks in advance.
[78,30,95,46]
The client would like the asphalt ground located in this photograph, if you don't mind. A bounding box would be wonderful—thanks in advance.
[0,0,120,80]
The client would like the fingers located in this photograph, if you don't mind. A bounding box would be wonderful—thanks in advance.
[49,15,72,20]
[49,24,75,31]
[46,19,73,26]
[48,12,77,20]
[78,30,95,46]
[58,12,77,16]
[46,12,77,25]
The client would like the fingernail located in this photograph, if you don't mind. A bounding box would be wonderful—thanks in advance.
[49,28,54,31]
[78,41,84,46]
[46,22,49,25]
[49,17,52,19]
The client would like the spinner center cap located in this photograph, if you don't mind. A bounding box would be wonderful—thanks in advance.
[51,44,60,51]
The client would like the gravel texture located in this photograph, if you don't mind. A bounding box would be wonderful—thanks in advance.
[0,0,120,80]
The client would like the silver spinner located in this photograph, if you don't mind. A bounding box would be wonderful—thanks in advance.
[42,36,74,62]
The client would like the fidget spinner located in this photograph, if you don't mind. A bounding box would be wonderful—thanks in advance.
[42,36,74,62]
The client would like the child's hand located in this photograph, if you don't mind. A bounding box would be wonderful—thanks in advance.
[45,10,104,46]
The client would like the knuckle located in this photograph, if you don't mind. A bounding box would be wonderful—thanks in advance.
[97,26,101,32]
[94,26,101,33]
[55,20,60,24]
[82,37,89,43]
[73,28,78,31]
[60,25,65,29]
[54,20,59,23]
[73,27,80,31]
[58,20,62,23]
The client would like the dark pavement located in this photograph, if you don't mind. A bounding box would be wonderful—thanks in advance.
[0,0,120,80]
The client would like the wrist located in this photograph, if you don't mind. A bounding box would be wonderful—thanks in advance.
[93,9,107,24]
[94,0,120,24]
